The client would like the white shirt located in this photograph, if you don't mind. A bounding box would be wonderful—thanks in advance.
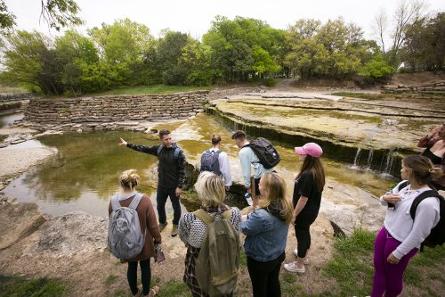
[380,180,440,259]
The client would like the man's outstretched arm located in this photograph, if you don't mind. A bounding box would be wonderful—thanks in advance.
[119,137,158,156]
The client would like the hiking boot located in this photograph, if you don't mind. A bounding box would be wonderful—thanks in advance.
[159,223,167,232]
[171,224,178,237]
[284,261,305,274]
[293,248,310,265]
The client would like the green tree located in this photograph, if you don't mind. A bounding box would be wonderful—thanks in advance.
[285,18,379,80]
[203,16,284,82]
[152,30,190,85]
[89,18,153,86]
[1,31,49,93]
[179,40,213,85]
[54,30,100,94]
[402,13,445,71]
[358,54,395,82]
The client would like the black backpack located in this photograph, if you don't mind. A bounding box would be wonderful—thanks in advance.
[245,137,280,169]
[200,150,222,175]
[398,181,445,248]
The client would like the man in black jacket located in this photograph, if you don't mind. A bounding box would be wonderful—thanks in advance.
[119,129,185,237]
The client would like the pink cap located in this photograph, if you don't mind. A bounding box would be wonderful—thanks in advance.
[294,142,323,158]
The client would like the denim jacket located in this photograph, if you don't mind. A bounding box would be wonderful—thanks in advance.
[241,208,289,262]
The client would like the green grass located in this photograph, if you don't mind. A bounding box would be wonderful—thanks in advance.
[0,275,67,297]
[323,229,375,296]
[157,280,191,297]
[104,274,119,286]
[94,84,210,96]
[279,229,445,297]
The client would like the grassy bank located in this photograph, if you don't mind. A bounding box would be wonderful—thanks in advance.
[282,229,445,297]
[3,230,444,297]
[93,85,210,96]
[0,275,67,297]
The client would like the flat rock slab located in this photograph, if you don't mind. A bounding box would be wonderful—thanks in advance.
[0,201,46,250]
[0,145,56,177]
[230,92,344,101]
[315,94,343,101]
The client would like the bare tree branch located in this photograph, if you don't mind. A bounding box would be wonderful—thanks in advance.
[373,9,387,52]
[391,0,425,56]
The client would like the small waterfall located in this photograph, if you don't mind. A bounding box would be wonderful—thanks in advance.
[366,149,374,169]
[352,148,362,168]
[379,149,395,178]
[384,149,395,174]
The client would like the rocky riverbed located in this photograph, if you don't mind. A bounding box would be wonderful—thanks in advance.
[1,86,441,296]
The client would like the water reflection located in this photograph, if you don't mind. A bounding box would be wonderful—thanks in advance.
[2,113,395,216]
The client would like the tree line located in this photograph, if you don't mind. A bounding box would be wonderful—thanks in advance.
[0,8,444,95]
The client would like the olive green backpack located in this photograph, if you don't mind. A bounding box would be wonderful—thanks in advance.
[194,209,240,297]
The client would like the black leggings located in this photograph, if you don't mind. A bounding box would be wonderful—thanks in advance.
[247,253,285,297]
[127,259,151,296]
[294,212,318,258]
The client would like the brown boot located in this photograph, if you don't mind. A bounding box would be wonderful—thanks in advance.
[171,224,178,237]
[159,223,167,232]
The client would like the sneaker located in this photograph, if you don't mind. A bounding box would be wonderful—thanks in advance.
[171,224,178,237]
[159,223,167,232]
[283,262,305,274]
[293,248,309,265]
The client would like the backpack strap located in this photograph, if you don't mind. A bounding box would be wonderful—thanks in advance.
[158,144,182,159]
[174,146,181,159]
[409,190,442,220]
[194,209,214,225]
[222,209,232,220]
[111,195,121,212]
[128,193,143,210]
[397,180,410,192]
[157,145,163,156]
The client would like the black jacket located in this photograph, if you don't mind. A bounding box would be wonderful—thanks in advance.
[127,143,186,189]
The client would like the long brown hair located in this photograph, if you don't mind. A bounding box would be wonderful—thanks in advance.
[297,155,326,191]
[258,172,293,224]
[403,155,443,186]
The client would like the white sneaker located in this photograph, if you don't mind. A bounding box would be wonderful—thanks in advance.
[293,248,309,265]
[283,262,305,274]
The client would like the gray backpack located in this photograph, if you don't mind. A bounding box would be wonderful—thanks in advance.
[108,193,145,260]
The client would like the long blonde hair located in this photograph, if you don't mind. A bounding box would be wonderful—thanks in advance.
[194,171,226,208]
[258,172,293,224]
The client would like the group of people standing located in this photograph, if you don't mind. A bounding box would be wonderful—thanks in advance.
[110,125,443,297]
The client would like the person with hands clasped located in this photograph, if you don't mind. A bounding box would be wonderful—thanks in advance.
[371,155,442,297]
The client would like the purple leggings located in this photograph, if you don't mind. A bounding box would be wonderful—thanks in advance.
[371,227,417,297]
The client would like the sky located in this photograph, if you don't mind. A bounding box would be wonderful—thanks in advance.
[6,0,445,41]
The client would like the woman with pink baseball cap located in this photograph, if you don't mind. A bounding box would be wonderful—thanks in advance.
[284,142,325,274]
